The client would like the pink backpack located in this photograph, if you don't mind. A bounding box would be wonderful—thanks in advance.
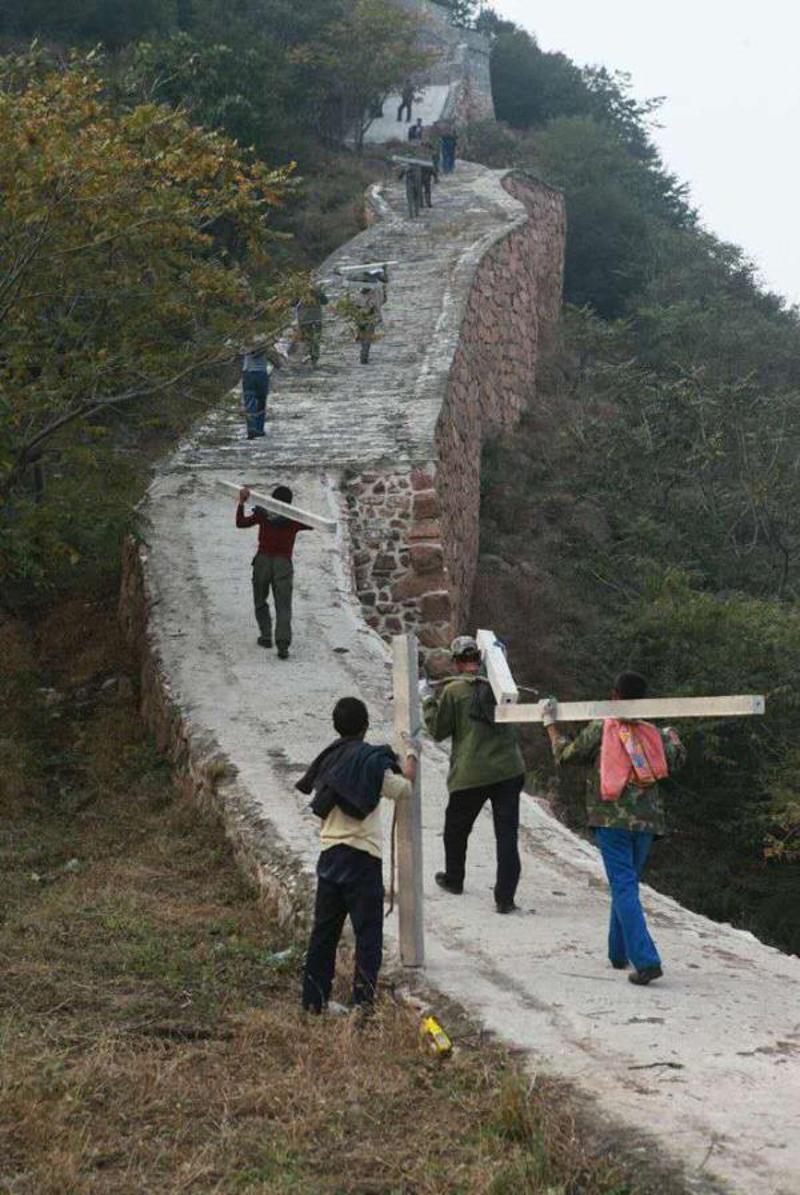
[600,719,668,802]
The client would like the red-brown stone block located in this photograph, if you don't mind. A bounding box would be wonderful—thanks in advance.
[410,544,444,574]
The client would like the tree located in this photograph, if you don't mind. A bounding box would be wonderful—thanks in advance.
[432,0,479,26]
[0,51,294,582]
[1,0,177,47]
[292,0,430,150]
[488,26,591,129]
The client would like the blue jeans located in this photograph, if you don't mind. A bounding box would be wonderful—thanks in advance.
[594,827,661,970]
[242,370,269,436]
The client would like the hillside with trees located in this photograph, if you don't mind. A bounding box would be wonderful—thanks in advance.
[468,10,800,952]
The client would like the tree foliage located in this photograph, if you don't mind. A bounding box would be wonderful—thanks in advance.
[431,0,479,26]
[0,50,293,584]
[289,0,430,150]
[1,0,177,48]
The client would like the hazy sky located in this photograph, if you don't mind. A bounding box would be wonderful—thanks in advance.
[490,0,800,306]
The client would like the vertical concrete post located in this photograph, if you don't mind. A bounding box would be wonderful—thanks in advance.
[392,633,425,968]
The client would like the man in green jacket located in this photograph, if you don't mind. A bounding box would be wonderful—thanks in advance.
[421,636,526,913]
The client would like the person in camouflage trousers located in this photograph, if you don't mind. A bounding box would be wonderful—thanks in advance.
[542,671,686,986]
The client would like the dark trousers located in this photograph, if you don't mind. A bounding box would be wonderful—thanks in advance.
[397,97,412,122]
[242,370,268,437]
[251,552,293,647]
[302,844,384,1012]
[443,774,523,904]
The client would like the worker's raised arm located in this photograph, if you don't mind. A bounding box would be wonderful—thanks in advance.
[235,486,261,528]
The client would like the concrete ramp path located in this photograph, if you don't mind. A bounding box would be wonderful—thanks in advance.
[363,85,452,144]
[142,165,800,1195]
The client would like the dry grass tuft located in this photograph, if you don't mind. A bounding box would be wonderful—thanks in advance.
[1,608,647,1194]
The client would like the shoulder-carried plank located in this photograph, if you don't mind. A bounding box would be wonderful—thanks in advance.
[494,695,766,724]
[216,479,336,532]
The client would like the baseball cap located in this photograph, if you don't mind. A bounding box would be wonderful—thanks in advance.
[450,635,480,659]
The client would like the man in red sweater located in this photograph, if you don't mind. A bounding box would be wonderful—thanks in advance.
[236,485,312,659]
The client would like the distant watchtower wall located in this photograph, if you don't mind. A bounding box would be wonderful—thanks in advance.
[395,0,494,124]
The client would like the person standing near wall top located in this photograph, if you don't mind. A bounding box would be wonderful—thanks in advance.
[542,672,686,985]
[421,636,526,913]
[235,484,312,659]
[297,696,420,1014]
[397,81,415,123]
[408,117,423,142]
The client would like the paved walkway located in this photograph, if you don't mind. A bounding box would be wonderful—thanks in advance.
[362,86,452,144]
[180,161,525,475]
[144,166,800,1195]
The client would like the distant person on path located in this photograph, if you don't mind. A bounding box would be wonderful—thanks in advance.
[294,283,329,366]
[399,161,423,219]
[542,672,686,986]
[420,161,438,208]
[421,636,526,913]
[235,484,311,659]
[440,128,458,174]
[408,117,423,142]
[353,285,383,364]
[241,341,284,439]
[298,696,420,1013]
[397,82,415,123]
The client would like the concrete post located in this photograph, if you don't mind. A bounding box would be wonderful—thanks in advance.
[392,633,425,968]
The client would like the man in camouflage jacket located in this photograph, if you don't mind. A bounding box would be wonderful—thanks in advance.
[543,671,686,986]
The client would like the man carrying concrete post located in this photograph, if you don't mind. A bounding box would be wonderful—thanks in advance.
[294,283,328,366]
[420,160,438,209]
[353,285,383,364]
[297,696,420,1013]
[421,636,526,913]
[398,161,423,219]
[542,671,686,985]
[235,485,311,659]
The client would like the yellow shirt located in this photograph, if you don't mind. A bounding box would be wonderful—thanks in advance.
[319,770,411,860]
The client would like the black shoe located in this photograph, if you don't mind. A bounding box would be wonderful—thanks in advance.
[257,636,272,648]
[435,872,463,895]
[611,959,629,970]
[277,645,289,660]
[628,965,663,986]
[495,899,518,915]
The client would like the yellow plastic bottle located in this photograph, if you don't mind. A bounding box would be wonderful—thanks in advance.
[420,1015,452,1056]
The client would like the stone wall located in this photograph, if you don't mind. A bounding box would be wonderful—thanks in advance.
[348,171,565,648]
[438,172,565,629]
